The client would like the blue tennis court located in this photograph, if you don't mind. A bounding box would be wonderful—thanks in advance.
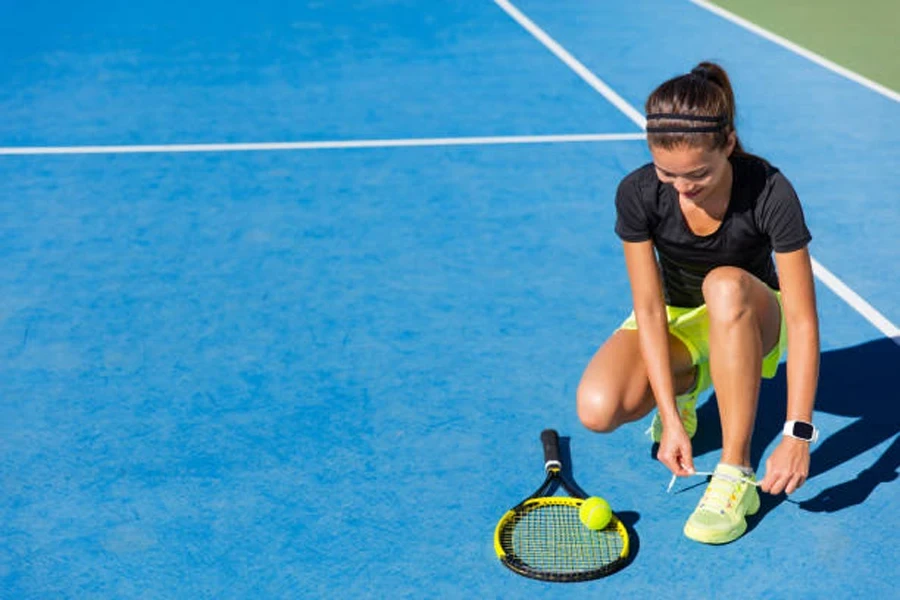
[1,1,897,597]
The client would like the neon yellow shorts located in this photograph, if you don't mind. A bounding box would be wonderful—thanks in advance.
[619,292,786,379]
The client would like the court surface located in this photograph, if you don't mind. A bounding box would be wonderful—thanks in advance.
[1,1,898,598]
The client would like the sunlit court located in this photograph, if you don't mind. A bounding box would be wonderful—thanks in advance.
[1,1,898,597]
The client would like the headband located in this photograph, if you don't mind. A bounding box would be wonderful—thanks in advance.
[645,113,730,134]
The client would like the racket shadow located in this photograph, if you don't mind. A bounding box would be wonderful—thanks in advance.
[560,436,642,568]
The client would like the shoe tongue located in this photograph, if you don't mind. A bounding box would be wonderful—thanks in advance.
[714,463,748,479]
[699,464,748,512]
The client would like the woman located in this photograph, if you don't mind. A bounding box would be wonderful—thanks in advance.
[577,62,820,544]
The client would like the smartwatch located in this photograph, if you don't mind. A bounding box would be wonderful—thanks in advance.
[783,420,819,443]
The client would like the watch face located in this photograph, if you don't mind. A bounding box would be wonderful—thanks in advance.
[792,421,814,440]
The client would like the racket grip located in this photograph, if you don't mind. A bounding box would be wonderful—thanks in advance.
[540,429,562,471]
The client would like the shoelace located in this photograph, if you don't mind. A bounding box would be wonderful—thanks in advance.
[667,469,761,494]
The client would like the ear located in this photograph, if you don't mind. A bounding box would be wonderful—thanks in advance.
[724,132,737,156]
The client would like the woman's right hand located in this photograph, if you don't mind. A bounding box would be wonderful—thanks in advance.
[657,423,695,476]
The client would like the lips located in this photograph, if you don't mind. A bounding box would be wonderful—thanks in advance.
[683,190,702,199]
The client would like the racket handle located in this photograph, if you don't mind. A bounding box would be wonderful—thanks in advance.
[540,429,562,472]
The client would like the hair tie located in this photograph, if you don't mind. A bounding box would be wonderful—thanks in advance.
[690,66,710,80]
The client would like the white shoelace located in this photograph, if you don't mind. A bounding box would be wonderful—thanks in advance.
[667,468,761,494]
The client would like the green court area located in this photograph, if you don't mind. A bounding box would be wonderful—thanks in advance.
[711,0,900,92]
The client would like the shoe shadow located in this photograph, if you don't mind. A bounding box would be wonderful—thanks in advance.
[692,337,900,523]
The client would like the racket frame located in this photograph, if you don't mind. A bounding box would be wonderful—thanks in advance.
[493,429,630,582]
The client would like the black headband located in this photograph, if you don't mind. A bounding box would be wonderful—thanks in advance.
[646,113,726,122]
[645,113,730,133]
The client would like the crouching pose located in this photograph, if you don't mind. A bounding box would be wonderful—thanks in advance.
[577,62,820,544]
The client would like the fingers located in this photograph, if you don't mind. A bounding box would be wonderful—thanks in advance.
[678,453,695,476]
[760,461,808,495]
[657,435,694,476]
[760,441,811,495]
[660,455,693,476]
[763,472,807,495]
[784,473,807,495]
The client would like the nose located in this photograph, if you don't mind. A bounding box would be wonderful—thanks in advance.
[673,178,693,194]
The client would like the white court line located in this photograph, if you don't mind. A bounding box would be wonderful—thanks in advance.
[0,133,646,156]
[498,0,899,343]
[690,0,900,103]
[690,0,900,344]
[493,0,647,129]
[812,259,900,345]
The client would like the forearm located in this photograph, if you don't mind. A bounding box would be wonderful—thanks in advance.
[634,307,679,423]
[621,240,681,426]
[785,316,820,422]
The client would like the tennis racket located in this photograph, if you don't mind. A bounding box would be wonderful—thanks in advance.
[494,429,630,582]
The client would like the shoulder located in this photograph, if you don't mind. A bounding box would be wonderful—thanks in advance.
[618,162,658,191]
[732,153,796,201]
[734,154,811,250]
[614,163,661,240]
[616,163,659,205]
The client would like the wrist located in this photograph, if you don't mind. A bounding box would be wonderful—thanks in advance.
[783,419,819,443]
[658,403,682,426]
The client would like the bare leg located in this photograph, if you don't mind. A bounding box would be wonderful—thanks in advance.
[577,329,697,432]
[703,267,782,467]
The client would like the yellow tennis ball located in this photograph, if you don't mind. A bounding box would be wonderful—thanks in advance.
[579,496,612,530]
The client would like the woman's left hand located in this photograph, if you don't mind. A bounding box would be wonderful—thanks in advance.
[759,437,811,495]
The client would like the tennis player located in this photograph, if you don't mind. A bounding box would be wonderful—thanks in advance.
[576,62,820,544]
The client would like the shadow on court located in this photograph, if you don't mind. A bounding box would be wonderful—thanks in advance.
[690,337,900,520]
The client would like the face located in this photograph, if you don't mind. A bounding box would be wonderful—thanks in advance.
[650,136,735,204]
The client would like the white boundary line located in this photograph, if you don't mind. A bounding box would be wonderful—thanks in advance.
[493,0,647,128]
[498,0,899,343]
[811,259,900,345]
[690,0,900,103]
[0,133,646,156]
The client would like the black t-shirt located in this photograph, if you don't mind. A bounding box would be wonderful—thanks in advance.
[614,154,812,308]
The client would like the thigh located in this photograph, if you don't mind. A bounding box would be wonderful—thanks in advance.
[578,328,696,419]
[703,267,782,355]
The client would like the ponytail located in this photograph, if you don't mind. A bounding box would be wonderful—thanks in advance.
[645,61,744,154]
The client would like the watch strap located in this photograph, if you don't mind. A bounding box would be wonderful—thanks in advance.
[783,420,818,443]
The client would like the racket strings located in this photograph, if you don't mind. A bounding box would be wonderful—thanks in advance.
[500,503,625,574]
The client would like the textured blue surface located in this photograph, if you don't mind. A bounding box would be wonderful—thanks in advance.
[0,0,897,598]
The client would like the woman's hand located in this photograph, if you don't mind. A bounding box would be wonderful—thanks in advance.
[657,422,695,476]
[759,437,810,495]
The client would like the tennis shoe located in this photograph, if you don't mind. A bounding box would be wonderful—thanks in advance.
[648,362,710,443]
[683,463,760,544]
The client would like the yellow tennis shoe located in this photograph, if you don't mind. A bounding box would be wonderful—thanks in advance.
[648,362,710,443]
[683,463,760,544]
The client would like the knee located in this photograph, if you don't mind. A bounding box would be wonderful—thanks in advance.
[702,267,752,323]
[576,384,623,433]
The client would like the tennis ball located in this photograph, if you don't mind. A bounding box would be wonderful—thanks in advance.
[579,496,612,530]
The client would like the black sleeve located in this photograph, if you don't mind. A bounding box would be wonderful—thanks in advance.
[614,175,652,242]
[757,172,812,253]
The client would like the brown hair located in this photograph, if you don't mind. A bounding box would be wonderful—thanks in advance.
[645,61,744,154]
